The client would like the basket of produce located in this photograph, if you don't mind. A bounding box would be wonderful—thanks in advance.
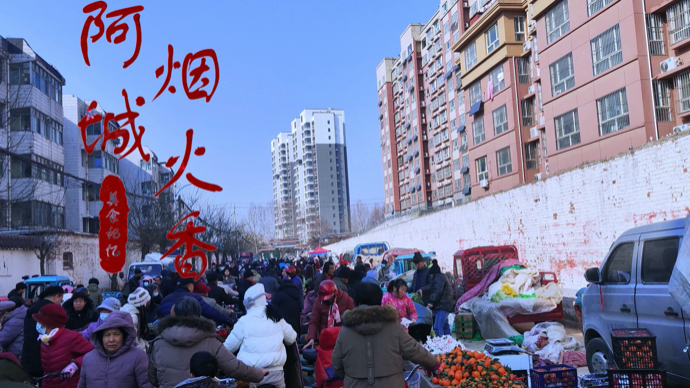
[611,328,658,369]
[607,369,666,388]
[430,347,522,387]
[529,364,577,388]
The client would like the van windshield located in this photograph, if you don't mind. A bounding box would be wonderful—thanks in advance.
[129,264,162,279]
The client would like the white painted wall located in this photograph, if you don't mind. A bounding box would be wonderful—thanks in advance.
[326,132,690,297]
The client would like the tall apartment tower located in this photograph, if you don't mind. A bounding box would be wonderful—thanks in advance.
[377,0,470,215]
[0,37,67,230]
[381,0,690,208]
[272,109,351,244]
[271,132,295,239]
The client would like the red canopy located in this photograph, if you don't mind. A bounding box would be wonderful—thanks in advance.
[309,246,331,256]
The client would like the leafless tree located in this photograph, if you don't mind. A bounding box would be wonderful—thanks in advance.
[32,231,64,276]
[243,202,275,253]
[126,186,177,261]
[351,200,371,234]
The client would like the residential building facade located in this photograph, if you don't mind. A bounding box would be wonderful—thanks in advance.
[377,0,472,215]
[272,109,351,244]
[271,132,295,239]
[63,96,121,234]
[379,0,690,205]
[0,37,67,230]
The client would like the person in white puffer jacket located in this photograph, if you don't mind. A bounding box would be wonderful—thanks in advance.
[224,283,297,388]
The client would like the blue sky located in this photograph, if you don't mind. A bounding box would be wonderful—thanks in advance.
[0,1,434,215]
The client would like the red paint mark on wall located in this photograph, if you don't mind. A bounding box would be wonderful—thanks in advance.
[553,213,558,220]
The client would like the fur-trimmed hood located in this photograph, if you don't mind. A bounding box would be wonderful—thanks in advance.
[157,315,219,347]
[341,305,398,336]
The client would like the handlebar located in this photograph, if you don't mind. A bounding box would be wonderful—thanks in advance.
[36,372,62,381]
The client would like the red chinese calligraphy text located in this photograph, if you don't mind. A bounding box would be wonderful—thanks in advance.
[77,91,151,162]
[81,1,144,68]
[155,128,222,196]
[161,211,215,281]
[98,175,129,273]
[153,44,219,102]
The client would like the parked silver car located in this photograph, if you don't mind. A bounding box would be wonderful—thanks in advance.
[583,215,689,383]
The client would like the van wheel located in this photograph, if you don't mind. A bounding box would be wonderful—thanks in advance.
[586,337,613,373]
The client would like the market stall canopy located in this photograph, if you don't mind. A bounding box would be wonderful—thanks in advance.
[309,246,331,256]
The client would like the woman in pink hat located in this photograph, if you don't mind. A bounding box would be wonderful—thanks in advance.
[32,303,93,388]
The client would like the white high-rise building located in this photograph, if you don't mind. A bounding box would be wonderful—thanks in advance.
[272,109,351,244]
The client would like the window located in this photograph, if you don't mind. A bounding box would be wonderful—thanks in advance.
[604,242,634,284]
[646,14,666,56]
[591,24,622,76]
[88,151,103,168]
[546,0,570,43]
[9,63,30,85]
[514,17,525,41]
[555,109,581,150]
[463,172,471,189]
[667,0,690,45]
[10,108,31,132]
[588,0,613,16]
[652,80,672,122]
[641,237,680,283]
[676,71,690,114]
[462,150,469,168]
[469,82,482,105]
[521,98,534,127]
[493,105,508,135]
[486,24,500,53]
[476,156,488,182]
[525,141,539,170]
[489,65,505,94]
[496,147,512,176]
[473,118,485,144]
[517,57,530,84]
[549,53,575,96]
[86,121,102,136]
[63,252,73,270]
[465,42,477,70]
[597,88,629,136]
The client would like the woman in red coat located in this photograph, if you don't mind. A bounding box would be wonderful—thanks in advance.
[32,303,94,388]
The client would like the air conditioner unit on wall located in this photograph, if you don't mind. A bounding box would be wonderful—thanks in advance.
[528,85,535,94]
[479,179,489,188]
[530,127,539,138]
[661,57,682,73]
[673,124,690,133]
[534,173,542,181]
[523,41,531,52]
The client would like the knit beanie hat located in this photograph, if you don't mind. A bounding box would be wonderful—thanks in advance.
[243,283,267,309]
[32,303,68,328]
[193,282,211,295]
[243,270,254,279]
[429,263,441,275]
[127,287,151,308]
[96,297,121,312]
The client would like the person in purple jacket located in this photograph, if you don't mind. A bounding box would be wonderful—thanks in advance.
[78,310,151,388]
[81,298,121,341]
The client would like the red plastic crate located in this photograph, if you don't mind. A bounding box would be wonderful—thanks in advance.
[530,364,578,388]
[607,369,666,388]
[454,245,518,291]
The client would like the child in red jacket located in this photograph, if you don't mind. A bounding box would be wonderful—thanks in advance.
[315,326,343,388]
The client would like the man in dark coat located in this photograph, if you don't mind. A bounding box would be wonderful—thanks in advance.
[236,271,255,311]
[206,272,240,308]
[411,252,432,305]
[428,262,455,336]
[21,286,63,377]
[271,279,302,336]
[313,261,335,291]
[7,282,26,299]
[160,270,178,298]
[122,268,142,298]
[157,278,234,326]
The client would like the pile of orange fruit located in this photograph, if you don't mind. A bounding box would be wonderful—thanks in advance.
[430,348,523,388]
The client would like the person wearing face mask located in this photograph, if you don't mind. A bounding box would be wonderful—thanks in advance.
[148,284,163,305]
[77,311,151,388]
[21,286,64,377]
[33,303,94,388]
[80,298,121,341]
[141,275,154,289]
[63,291,98,332]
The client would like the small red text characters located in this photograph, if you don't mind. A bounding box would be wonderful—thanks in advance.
[153,44,219,102]
[81,1,144,68]
[98,175,129,273]
[161,211,216,281]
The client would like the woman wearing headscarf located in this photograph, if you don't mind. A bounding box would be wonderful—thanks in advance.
[0,297,27,360]
[33,303,94,388]
[121,287,151,351]
[78,310,151,388]
[224,284,297,388]
[63,291,98,331]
